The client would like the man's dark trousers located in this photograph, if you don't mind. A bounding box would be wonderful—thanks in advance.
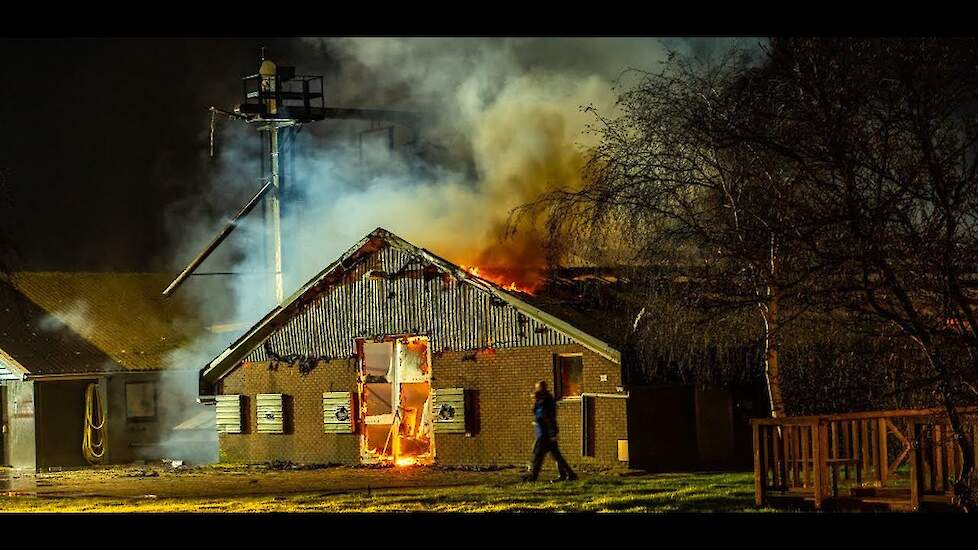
[529,435,575,480]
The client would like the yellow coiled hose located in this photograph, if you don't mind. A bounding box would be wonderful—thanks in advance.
[82,383,107,464]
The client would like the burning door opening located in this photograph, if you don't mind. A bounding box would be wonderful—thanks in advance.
[358,336,434,466]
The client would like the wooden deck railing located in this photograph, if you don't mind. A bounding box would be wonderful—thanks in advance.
[752,407,978,511]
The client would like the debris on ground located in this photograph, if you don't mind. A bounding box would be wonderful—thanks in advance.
[162,459,185,469]
[265,460,299,470]
[264,460,340,471]
[124,470,160,478]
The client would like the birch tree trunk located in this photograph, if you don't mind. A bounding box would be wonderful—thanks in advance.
[761,289,786,418]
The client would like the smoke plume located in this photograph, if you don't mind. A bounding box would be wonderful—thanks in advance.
[158,38,761,463]
[285,38,761,288]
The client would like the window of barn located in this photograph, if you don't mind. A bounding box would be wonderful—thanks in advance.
[553,354,583,400]
[215,395,243,434]
[256,394,286,434]
[125,381,158,422]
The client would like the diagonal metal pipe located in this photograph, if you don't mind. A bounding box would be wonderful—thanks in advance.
[162,181,274,297]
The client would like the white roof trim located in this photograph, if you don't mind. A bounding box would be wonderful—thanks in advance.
[0,348,29,380]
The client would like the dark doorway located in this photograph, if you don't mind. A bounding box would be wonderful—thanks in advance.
[35,379,94,470]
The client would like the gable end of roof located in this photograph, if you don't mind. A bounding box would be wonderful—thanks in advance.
[200,228,620,391]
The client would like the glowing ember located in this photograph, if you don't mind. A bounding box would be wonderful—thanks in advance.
[395,456,417,467]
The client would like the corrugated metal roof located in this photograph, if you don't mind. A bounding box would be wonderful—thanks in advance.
[243,245,576,362]
[201,228,621,389]
[0,273,200,375]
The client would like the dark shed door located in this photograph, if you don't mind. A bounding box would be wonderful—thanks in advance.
[35,380,93,470]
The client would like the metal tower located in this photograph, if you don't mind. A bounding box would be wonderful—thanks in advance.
[163,50,420,304]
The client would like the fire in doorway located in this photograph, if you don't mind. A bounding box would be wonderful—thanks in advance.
[358,336,434,466]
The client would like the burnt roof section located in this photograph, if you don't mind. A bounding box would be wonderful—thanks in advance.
[521,268,642,351]
[0,273,202,377]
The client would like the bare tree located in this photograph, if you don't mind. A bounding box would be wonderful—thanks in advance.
[525,49,827,418]
[525,37,978,510]
[733,37,978,510]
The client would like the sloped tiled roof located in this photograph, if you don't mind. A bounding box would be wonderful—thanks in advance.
[0,279,118,376]
[0,273,200,376]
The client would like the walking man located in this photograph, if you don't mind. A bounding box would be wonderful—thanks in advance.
[523,380,577,482]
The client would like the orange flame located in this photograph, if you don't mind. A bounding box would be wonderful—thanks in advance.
[395,456,417,468]
[460,264,537,295]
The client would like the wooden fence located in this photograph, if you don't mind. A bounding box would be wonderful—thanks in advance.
[752,407,978,511]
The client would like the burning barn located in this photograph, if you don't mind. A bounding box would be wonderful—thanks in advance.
[198,228,751,470]
[0,273,210,471]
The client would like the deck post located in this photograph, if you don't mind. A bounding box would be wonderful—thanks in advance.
[812,420,827,509]
[780,427,789,488]
[859,420,872,483]
[753,422,766,507]
[821,421,831,498]
[910,421,921,512]
[773,427,783,490]
[802,425,810,488]
[878,417,888,486]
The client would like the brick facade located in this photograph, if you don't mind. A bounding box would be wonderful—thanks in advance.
[431,344,627,467]
[216,343,629,468]
[217,358,361,464]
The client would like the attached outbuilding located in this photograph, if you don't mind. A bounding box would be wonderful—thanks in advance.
[0,273,209,471]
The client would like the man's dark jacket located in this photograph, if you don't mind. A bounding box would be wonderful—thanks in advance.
[534,390,559,439]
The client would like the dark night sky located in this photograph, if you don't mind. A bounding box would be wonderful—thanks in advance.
[0,37,323,272]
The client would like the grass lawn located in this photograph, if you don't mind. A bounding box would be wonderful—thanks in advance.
[0,465,769,513]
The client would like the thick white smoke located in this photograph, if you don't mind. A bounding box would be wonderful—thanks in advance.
[280,38,763,284]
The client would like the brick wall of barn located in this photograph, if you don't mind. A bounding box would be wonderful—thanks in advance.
[432,344,627,467]
[217,358,361,465]
[215,343,628,467]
